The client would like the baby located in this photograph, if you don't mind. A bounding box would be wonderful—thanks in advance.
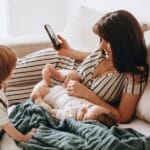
[31,64,117,127]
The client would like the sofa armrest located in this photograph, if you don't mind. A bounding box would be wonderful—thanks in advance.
[0,35,50,57]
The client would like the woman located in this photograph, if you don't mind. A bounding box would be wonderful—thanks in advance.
[56,10,149,123]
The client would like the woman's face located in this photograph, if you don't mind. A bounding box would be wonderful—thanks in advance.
[99,39,112,60]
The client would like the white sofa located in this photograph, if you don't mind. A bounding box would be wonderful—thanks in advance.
[3,6,150,137]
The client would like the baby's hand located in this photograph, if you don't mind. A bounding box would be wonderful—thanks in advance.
[31,90,41,101]
[24,128,36,141]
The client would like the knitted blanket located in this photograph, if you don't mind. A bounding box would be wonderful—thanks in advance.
[9,99,150,150]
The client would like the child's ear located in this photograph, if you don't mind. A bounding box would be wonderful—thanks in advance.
[2,81,7,92]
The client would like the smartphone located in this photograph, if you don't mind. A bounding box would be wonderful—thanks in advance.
[44,24,61,50]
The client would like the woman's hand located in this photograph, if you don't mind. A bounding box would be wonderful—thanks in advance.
[63,70,80,86]
[66,80,90,98]
[57,34,91,61]
[57,34,72,57]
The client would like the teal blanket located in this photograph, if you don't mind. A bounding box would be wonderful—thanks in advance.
[9,99,150,150]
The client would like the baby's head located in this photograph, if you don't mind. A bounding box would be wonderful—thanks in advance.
[0,45,17,89]
[77,104,118,127]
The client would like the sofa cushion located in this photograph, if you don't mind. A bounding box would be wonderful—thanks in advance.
[141,22,150,32]
[63,6,105,51]
[136,30,150,122]
[63,6,150,53]
[144,30,150,82]
[144,30,150,65]
[136,82,150,122]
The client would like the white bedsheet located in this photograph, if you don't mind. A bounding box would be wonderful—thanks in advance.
[119,118,150,137]
[0,133,22,150]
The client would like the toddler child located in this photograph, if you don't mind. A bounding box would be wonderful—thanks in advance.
[0,46,36,149]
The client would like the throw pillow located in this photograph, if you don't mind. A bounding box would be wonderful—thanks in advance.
[136,30,150,122]
[6,48,78,106]
[144,30,150,82]
[136,82,150,122]
[63,6,105,51]
[144,30,150,65]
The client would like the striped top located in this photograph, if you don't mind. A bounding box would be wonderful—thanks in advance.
[76,49,147,104]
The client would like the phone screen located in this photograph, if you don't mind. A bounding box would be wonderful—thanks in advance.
[44,24,61,50]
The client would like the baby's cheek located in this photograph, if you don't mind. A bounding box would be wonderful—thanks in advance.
[86,112,95,120]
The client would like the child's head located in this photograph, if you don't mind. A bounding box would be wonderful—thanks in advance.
[77,104,118,127]
[0,45,17,89]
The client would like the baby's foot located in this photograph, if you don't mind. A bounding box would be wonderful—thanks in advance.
[46,64,65,81]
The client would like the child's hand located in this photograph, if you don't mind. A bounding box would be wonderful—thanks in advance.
[24,128,36,141]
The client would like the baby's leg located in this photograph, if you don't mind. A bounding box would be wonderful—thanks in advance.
[34,97,54,114]
[31,81,54,115]
[31,80,50,101]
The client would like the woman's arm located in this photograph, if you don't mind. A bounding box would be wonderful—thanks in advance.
[85,89,139,123]
[3,122,36,142]
[63,70,81,86]
[67,80,140,123]
[57,35,91,62]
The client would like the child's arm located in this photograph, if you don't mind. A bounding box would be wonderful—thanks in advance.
[2,122,36,142]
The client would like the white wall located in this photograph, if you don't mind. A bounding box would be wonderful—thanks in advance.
[76,0,150,22]
[7,0,70,37]
[6,0,150,37]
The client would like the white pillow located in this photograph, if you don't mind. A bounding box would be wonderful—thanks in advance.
[144,30,150,64]
[136,31,150,122]
[136,82,150,122]
[144,30,150,82]
[63,6,105,51]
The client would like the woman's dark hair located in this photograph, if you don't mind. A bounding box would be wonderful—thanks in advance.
[93,10,149,80]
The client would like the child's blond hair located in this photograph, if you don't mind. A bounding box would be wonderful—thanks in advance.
[0,45,17,88]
